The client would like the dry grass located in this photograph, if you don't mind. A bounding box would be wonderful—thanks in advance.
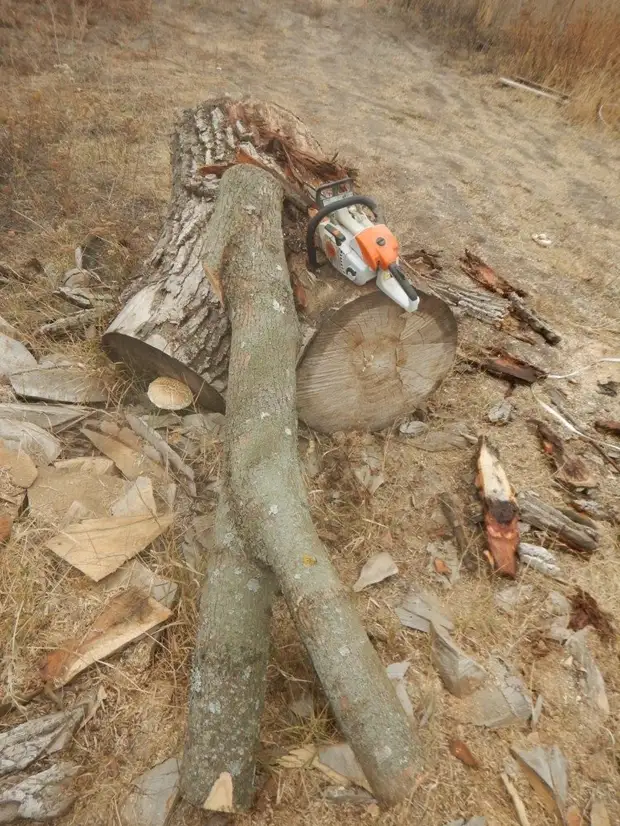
[381,0,620,127]
[1,1,619,825]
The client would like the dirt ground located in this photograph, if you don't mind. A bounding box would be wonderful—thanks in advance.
[1,1,619,825]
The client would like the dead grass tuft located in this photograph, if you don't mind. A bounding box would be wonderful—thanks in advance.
[382,0,620,127]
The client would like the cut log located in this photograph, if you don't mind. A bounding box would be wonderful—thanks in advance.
[517,491,598,554]
[182,165,421,811]
[476,437,519,577]
[103,98,456,433]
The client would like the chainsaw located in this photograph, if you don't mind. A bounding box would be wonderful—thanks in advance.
[306,178,419,313]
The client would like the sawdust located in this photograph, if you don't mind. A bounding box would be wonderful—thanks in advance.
[0,1,619,825]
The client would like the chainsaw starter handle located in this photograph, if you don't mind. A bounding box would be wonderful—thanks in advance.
[306,195,382,270]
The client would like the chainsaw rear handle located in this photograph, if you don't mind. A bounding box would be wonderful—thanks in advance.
[306,195,382,270]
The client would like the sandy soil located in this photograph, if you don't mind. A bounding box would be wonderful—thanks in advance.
[1,2,619,825]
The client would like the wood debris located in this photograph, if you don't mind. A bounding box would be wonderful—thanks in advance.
[449,739,479,768]
[82,427,163,481]
[0,439,38,489]
[428,541,460,586]
[110,476,157,518]
[10,366,108,404]
[596,380,618,397]
[473,349,547,385]
[518,543,563,579]
[352,552,398,592]
[396,586,454,635]
[0,419,61,466]
[568,589,614,640]
[322,786,375,805]
[386,661,414,719]
[277,743,371,792]
[0,403,88,431]
[565,630,610,715]
[500,772,531,826]
[0,762,80,822]
[499,76,569,103]
[0,705,86,776]
[399,419,428,437]
[517,491,599,554]
[511,744,568,823]
[476,437,520,577]
[38,308,106,337]
[533,420,597,489]
[102,559,178,609]
[121,756,180,826]
[125,414,195,494]
[41,588,172,687]
[430,626,487,697]
[453,658,532,728]
[45,511,173,581]
[459,249,525,297]
[0,332,37,377]
[488,400,513,424]
[507,293,561,345]
[409,422,476,452]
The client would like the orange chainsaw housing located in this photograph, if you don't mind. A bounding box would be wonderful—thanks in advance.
[355,224,400,271]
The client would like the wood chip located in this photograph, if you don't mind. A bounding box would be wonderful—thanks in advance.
[449,738,480,768]
[511,744,567,822]
[111,477,157,517]
[565,629,609,715]
[41,589,171,687]
[431,626,487,697]
[82,427,163,481]
[352,552,398,592]
[454,658,532,728]
[317,744,371,793]
[121,756,180,826]
[0,332,37,377]
[44,512,173,581]
[102,559,178,609]
[476,437,519,577]
[0,403,89,431]
[10,366,108,404]
[0,762,80,822]
[396,586,454,634]
[0,419,61,466]
[0,438,38,488]
[203,772,234,813]
[590,801,611,826]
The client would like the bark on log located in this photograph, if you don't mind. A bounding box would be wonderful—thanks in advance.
[181,494,276,811]
[185,164,421,808]
[517,491,599,553]
[103,98,457,433]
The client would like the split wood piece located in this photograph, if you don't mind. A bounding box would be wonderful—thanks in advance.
[44,512,173,581]
[500,772,532,826]
[27,463,124,524]
[511,744,568,823]
[508,292,561,345]
[0,332,37,377]
[82,427,163,481]
[102,97,335,410]
[430,626,487,697]
[516,491,598,554]
[471,349,547,384]
[532,420,597,489]
[0,437,37,539]
[0,403,89,431]
[125,413,196,496]
[0,419,61,466]
[102,558,178,609]
[401,258,510,326]
[459,250,526,298]
[476,438,519,577]
[182,165,421,810]
[110,476,157,518]
[10,366,108,404]
[41,589,171,687]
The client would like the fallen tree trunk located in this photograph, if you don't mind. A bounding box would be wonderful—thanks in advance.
[182,164,421,810]
[103,98,456,433]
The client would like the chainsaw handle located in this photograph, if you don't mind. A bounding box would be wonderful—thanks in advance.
[306,195,382,270]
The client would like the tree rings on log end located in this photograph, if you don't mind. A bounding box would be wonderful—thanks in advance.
[296,291,457,433]
[102,333,225,412]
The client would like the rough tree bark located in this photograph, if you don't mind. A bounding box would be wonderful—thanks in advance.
[182,165,422,810]
[103,98,457,433]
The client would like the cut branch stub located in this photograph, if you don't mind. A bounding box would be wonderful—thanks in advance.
[296,290,457,433]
